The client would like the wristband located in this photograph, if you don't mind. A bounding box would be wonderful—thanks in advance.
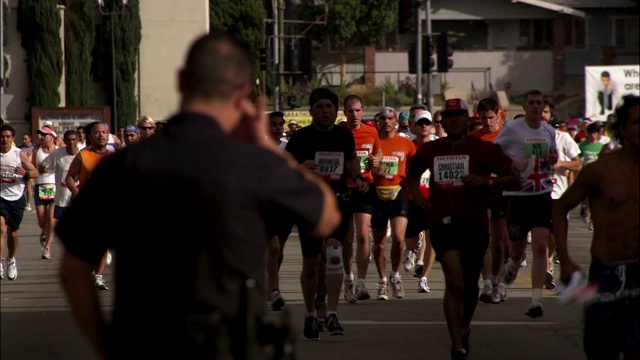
[484,176,494,186]
[25,171,30,179]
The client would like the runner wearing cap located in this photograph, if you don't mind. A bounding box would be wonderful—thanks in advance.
[40,130,80,260]
[286,120,299,140]
[123,125,140,147]
[404,110,438,293]
[285,88,368,339]
[407,98,518,359]
[340,95,382,303]
[370,106,416,300]
[553,94,639,360]
[1,125,39,280]
[397,111,416,140]
[494,89,559,318]
[32,126,59,256]
[469,98,510,303]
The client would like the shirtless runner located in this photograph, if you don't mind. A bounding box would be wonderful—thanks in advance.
[553,94,639,360]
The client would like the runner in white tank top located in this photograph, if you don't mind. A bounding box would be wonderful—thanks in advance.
[1,124,39,280]
[32,127,58,253]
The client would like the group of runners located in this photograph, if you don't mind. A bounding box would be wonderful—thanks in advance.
[0,116,157,288]
[264,88,638,360]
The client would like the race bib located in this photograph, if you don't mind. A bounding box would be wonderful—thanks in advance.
[525,138,549,158]
[38,184,56,200]
[315,152,344,180]
[433,155,469,189]
[0,166,19,183]
[356,150,369,173]
[380,156,399,179]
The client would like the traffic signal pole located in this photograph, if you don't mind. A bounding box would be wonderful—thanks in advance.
[424,0,433,111]
[415,1,422,105]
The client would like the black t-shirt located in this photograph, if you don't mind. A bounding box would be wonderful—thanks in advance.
[56,112,324,332]
[285,124,356,193]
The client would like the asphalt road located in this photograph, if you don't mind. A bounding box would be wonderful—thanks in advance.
[1,207,594,360]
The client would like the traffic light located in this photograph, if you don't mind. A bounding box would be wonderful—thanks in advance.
[408,36,435,74]
[399,0,415,34]
[436,33,454,72]
[259,47,268,71]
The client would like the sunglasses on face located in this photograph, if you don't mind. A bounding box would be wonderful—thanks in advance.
[434,121,442,125]
[139,126,154,130]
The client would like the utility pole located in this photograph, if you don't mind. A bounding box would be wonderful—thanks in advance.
[415,0,422,105]
[424,0,433,111]
[278,0,285,110]
[272,0,280,111]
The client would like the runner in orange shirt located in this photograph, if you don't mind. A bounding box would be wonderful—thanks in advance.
[469,98,510,304]
[371,106,416,300]
[340,95,383,302]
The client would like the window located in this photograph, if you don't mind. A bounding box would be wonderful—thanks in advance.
[564,18,586,49]
[519,19,553,50]
[613,17,639,49]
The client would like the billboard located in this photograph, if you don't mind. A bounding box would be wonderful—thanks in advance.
[585,65,639,121]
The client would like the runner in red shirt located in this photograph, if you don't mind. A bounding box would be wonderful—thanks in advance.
[407,99,518,359]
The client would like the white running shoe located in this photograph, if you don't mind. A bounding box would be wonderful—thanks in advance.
[390,277,405,299]
[25,204,32,212]
[94,274,108,290]
[41,248,51,260]
[418,277,430,293]
[376,280,389,301]
[355,280,371,301]
[497,283,507,302]
[106,250,113,265]
[504,258,521,285]
[7,258,17,280]
[520,252,527,267]
[343,279,357,303]
[403,251,416,272]
[479,284,498,304]
[0,261,4,280]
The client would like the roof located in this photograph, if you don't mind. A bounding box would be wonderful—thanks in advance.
[544,0,637,8]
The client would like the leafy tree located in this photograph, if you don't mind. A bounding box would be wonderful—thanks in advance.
[298,0,397,86]
[104,0,141,127]
[64,0,95,106]
[17,0,63,108]
[210,0,266,95]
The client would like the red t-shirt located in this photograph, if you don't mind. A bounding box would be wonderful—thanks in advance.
[407,136,513,232]
[344,124,381,185]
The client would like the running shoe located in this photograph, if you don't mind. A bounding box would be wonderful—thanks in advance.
[303,316,320,341]
[106,250,113,265]
[520,252,527,267]
[315,297,326,332]
[554,252,560,264]
[525,302,544,318]
[6,258,17,280]
[343,279,357,303]
[0,261,4,280]
[588,221,593,231]
[390,277,405,299]
[376,280,389,301]
[450,347,469,360]
[325,313,345,336]
[25,204,32,212]
[418,277,430,293]
[413,261,424,278]
[544,271,556,290]
[462,328,471,354]
[503,258,521,285]
[94,274,108,290]
[479,284,499,304]
[41,247,50,260]
[403,251,416,272]
[268,289,285,311]
[40,231,46,247]
[497,283,507,302]
[355,280,371,301]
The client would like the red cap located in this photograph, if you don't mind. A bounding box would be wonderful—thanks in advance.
[441,98,469,114]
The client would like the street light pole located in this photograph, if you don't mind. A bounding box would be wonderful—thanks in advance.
[97,0,128,131]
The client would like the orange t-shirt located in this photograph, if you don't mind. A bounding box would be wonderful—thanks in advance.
[78,148,111,188]
[346,124,382,185]
[468,126,502,143]
[374,133,416,187]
